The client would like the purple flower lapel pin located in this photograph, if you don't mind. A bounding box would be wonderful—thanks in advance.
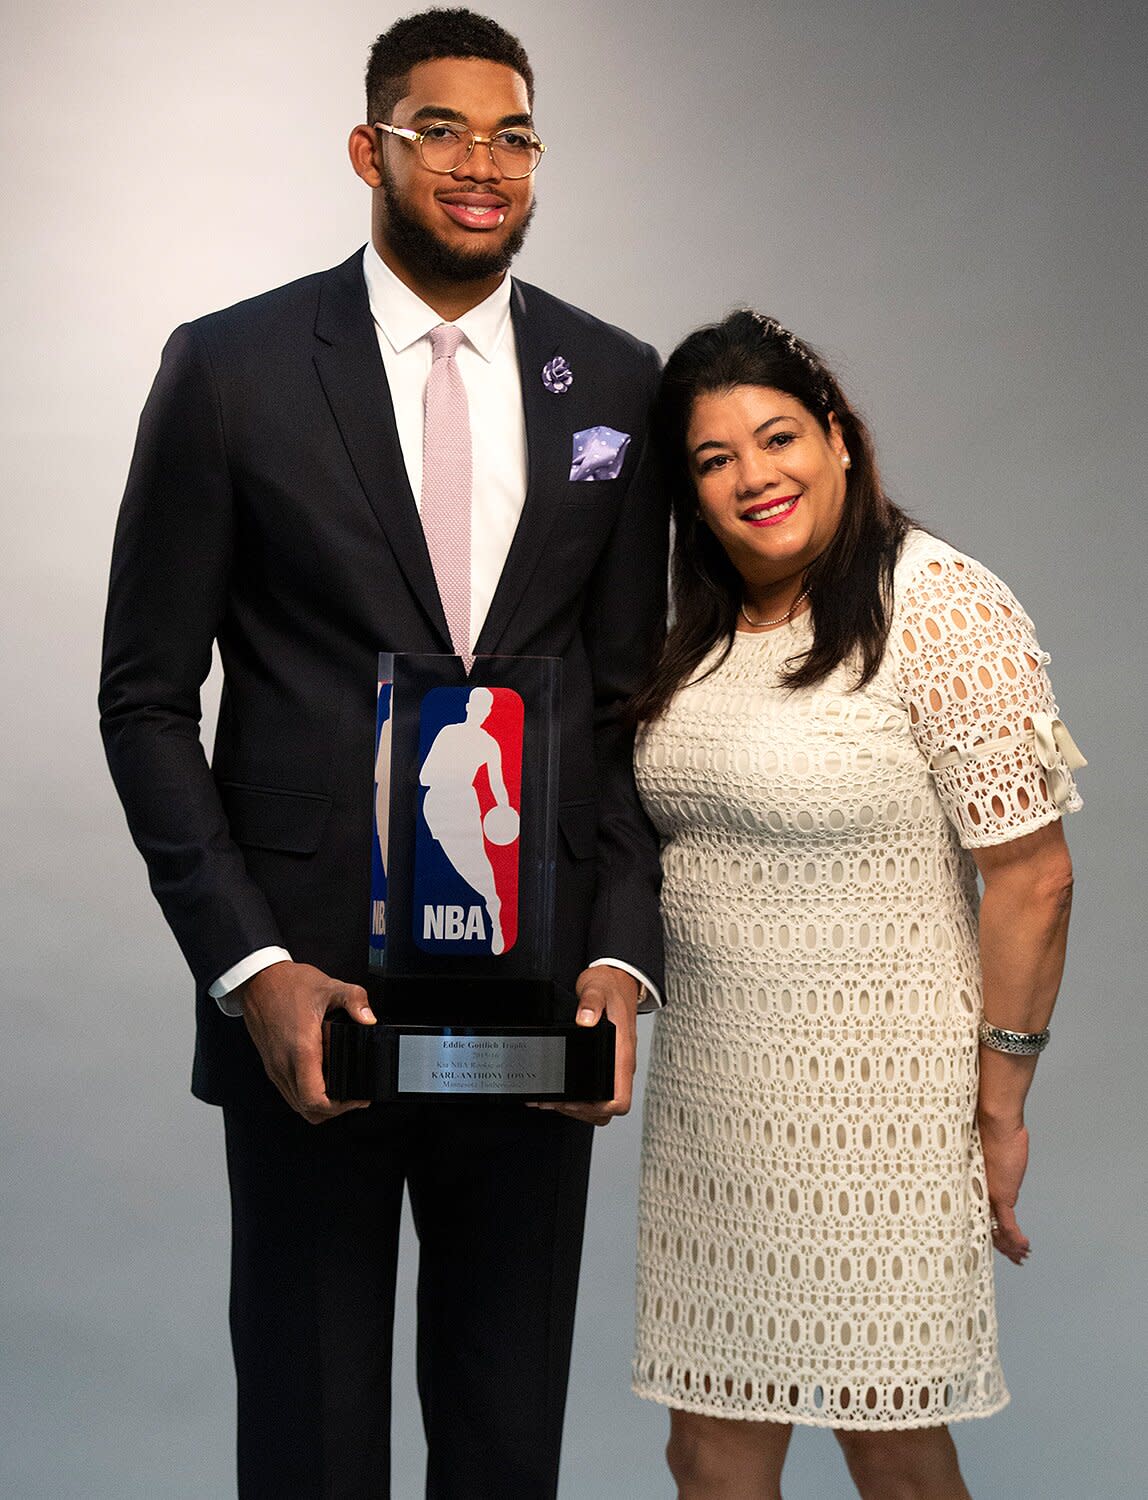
[541,355,573,394]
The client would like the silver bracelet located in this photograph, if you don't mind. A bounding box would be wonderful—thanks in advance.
[978,1020,1050,1056]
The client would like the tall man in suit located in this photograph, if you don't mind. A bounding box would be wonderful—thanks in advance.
[99,9,667,1499]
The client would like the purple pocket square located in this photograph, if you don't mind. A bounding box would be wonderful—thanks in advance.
[569,425,631,482]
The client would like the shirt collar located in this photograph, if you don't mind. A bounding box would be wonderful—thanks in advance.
[362,241,512,363]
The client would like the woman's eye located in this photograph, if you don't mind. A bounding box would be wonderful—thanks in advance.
[698,454,731,474]
[767,432,796,449]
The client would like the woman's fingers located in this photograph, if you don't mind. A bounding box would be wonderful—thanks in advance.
[989,1201,1030,1264]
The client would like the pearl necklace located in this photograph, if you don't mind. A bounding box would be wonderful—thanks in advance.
[739,588,809,629]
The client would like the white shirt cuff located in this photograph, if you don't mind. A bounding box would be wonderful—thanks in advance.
[587,958,663,1012]
[208,946,293,1016]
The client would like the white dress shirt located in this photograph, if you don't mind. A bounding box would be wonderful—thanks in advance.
[211,245,659,1013]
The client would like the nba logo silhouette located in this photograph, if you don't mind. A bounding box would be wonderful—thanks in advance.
[413,686,523,955]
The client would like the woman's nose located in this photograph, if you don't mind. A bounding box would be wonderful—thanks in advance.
[737,449,778,497]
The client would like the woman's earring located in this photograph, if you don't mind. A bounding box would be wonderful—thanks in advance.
[842,454,852,469]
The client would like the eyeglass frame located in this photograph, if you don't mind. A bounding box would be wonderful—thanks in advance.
[373,120,547,179]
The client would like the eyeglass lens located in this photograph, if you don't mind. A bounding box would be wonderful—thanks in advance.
[419,124,542,177]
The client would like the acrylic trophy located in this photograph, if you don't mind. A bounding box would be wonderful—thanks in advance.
[323,653,615,1101]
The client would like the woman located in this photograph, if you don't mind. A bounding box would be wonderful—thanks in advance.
[631,311,1084,1499]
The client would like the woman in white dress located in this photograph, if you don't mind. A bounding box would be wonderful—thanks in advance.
[631,312,1084,1499]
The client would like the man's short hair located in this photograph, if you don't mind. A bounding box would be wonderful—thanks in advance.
[366,8,535,124]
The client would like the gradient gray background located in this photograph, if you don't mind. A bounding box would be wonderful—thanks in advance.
[2,1,1144,1495]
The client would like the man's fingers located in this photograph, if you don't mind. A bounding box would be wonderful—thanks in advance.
[605,1013,636,1117]
[283,1029,369,1122]
[301,1099,371,1124]
[575,984,606,1027]
[538,1100,615,1126]
[283,1029,328,1114]
[607,1057,632,1116]
[328,982,376,1026]
[610,1020,636,1115]
[537,1081,626,1125]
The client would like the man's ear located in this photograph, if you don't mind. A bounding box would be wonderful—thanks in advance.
[348,125,383,188]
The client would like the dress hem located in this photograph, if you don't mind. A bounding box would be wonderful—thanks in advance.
[630,1382,1010,1431]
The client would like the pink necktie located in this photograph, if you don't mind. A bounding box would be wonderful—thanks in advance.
[421,323,472,668]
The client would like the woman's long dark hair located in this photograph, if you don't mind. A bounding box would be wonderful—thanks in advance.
[632,310,913,724]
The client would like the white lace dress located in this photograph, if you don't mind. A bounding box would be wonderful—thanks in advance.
[632,530,1083,1429]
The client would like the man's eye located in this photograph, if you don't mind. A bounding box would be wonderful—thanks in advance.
[423,124,461,141]
[497,131,534,150]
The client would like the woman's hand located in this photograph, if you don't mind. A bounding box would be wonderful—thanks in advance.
[978,1113,1031,1264]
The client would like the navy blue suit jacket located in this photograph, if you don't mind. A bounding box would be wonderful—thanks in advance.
[100,249,668,1105]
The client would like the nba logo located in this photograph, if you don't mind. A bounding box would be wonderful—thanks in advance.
[413,686,523,955]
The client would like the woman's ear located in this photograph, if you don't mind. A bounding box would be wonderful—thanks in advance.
[827,412,850,468]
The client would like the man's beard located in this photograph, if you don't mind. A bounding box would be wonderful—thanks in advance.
[381,174,534,283]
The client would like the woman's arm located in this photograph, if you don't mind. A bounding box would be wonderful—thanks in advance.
[972,819,1074,1264]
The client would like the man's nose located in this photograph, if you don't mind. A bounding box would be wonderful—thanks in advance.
[453,138,502,183]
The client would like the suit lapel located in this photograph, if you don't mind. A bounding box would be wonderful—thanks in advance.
[312,251,451,649]
[473,280,565,657]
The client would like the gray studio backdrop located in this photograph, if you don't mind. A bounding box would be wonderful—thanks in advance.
[2,1,1144,1496]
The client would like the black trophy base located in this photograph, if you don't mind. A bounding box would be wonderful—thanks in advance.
[323,1011,615,1102]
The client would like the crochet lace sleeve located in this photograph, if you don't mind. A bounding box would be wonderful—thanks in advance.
[893,545,1085,849]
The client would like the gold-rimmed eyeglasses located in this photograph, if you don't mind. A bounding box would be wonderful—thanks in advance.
[374,120,546,179]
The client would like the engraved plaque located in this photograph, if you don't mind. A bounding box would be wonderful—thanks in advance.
[397,1033,567,1095]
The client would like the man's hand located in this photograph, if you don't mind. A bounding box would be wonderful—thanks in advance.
[534,966,640,1127]
[240,960,375,1124]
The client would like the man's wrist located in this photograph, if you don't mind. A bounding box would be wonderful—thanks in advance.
[209,946,293,1016]
[587,958,661,1011]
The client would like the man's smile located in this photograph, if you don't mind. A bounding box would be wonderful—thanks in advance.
[437,191,510,230]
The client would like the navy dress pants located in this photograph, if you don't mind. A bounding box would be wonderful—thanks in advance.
[223,1098,595,1499]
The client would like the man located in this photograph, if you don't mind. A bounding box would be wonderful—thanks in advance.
[99,9,666,1499]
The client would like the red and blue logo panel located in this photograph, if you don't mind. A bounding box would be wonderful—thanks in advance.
[413,686,523,955]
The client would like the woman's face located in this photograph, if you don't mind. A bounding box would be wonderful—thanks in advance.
[686,385,848,589]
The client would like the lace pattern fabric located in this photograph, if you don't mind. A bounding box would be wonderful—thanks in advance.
[632,530,1081,1428]
[896,546,1084,846]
